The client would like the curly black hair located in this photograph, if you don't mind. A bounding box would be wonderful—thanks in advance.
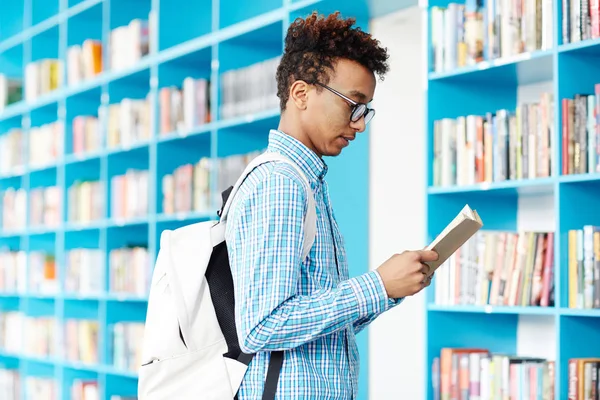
[276,11,390,111]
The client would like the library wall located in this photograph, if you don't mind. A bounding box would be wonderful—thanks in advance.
[367,6,427,400]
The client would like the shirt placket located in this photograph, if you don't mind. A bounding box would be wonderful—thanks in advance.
[321,180,355,400]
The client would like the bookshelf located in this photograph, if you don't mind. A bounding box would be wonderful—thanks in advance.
[0,0,384,399]
[425,0,600,399]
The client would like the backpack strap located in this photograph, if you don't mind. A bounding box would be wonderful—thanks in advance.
[219,151,317,260]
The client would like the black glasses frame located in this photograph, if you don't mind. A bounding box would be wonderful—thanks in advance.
[312,81,375,124]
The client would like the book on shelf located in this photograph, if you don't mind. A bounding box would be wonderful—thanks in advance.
[109,14,152,72]
[425,204,483,275]
[105,95,152,149]
[110,169,149,221]
[435,230,555,307]
[65,249,104,295]
[28,251,57,294]
[67,39,103,87]
[71,379,99,400]
[430,0,553,73]
[64,319,99,364]
[220,56,280,119]
[25,59,63,102]
[109,247,150,296]
[432,348,555,400]
[1,188,27,232]
[28,121,64,169]
[25,378,56,400]
[568,226,600,309]
[68,180,104,224]
[0,250,27,293]
[561,86,600,175]
[433,92,553,187]
[162,157,211,215]
[562,0,600,44]
[0,369,19,400]
[568,358,600,399]
[0,128,25,177]
[0,74,23,112]
[72,115,102,156]
[111,322,144,372]
[159,77,211,135]
[29,186,61,228]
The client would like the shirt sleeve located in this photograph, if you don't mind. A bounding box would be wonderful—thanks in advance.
[352,272,405,335]
[226,168,390,354]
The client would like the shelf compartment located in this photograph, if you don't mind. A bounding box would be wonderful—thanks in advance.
[158,0,212,51]
[156,132,212,216]
[217,19,283,120]
[65,0,104,89]
[156,45,212,137]
[0,0,26,42]
[31,0,59,27]
[219,0,283,30]
[558,315,600,399]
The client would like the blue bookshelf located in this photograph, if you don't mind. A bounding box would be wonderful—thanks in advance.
[0,0,404,398]
[425,0,600,399]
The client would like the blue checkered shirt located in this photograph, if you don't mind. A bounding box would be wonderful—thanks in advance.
[225,130,403,399]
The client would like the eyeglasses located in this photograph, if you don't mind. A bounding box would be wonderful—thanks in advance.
[313,82,375,125]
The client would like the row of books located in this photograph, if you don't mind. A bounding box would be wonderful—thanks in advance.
[0,120,63,176]
[434,231,555,307]
[432,348,555,400]
[110,169,149,221]
[0,314,56,357]
[0,129,25,177]
[65,319,99,364]
[430,0,553,73]
[25,59,63,102]
[561,86,600,175]
[111,322,145,372]
[72,115,101,156]
[159,77,211,135]
[29,186,61,228]
[0,371,135,400]
[109,247,150,296]
[67,180,104,225]
[563,0,600,44]
[106,95,152,150]
[0,250,57,294]
[1,188,27,232]
[568,226,600,309]
[109,15,152,72]
[432,93,554,187]
[162,158,211,214]
[65,249,104,295]
[569,358,600,399]
[220,56,280,119]
[66,40,103,87]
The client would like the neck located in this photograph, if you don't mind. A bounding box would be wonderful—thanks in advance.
[278,111,322,158]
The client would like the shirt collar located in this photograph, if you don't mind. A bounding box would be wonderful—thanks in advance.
[267,129,328,183]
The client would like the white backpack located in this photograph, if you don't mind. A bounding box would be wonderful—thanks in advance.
[138,151,317,399]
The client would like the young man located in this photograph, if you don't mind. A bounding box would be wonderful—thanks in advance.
[224,11,438,399]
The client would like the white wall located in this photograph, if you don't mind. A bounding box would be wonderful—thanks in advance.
[368,6,427,400]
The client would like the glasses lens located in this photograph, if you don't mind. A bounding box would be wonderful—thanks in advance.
[364,109,375,124]
[351,104,367,122]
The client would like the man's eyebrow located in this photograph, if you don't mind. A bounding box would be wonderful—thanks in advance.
[349,90,371,103]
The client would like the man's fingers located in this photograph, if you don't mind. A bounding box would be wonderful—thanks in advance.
[417,249,439,262]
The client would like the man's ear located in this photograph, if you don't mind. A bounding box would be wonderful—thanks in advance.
[289,80,310,110]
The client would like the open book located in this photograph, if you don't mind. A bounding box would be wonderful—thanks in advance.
[425,204,483,274]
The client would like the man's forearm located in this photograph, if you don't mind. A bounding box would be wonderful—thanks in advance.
[238,270,389,353]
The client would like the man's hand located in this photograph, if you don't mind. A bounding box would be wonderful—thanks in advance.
[376,250,439,299]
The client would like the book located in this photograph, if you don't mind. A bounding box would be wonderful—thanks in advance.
[425,204,483,274]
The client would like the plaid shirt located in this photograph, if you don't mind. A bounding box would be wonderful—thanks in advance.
[225,130,402,399]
